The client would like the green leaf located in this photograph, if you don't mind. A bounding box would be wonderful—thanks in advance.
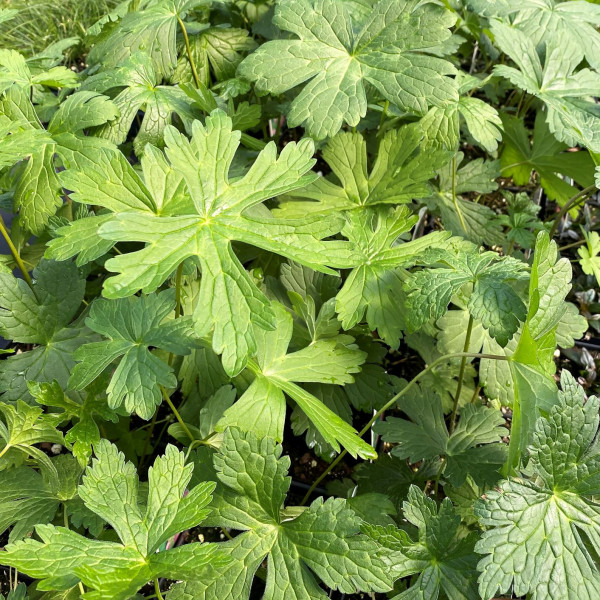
[170,428,392,599]
[0,260,93,402]
[0,455,83,542]
[500,113,595,208]
[423,153,504,246]
[69,290,196,420]
[374,385,506,487]
[0,48,78,94]
[365,486,480,600]
[0,400,64,480]
[173,25,257,86]
[578,230,600,286]
[75,109,350,375]
[507,231,573,470]
[278,126,449,216]
[87,0,211,79]
[492,21,600,152]
[494,191,545,251]
[218,301,375,459]
[81,52,198,156]
[2,440,228,600]
[336,206,451,347]
[469,0,600,70]
[239,0,458,139]
[28,380,118,466]
[475,371,600,600]
[0,583,27,600]
[419,73,503,153]
[0,88,118,233]
[406,245,528,346]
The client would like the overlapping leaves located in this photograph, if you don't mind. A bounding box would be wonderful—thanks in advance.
[69,290,196,420]
[2,440,228,600]
[239,0,458,139]
[52,109,349,375]
[0,259,92,401]
[475,372,600,600]
[170,428,392,600]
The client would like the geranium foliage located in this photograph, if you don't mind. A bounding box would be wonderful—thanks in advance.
[0,1,598,599]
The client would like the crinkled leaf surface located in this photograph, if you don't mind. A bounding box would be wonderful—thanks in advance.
[2,440,228,600]
[81,52,198,156]
[0,260,93,401]
[169,428,392,600]
[173,25,256,86]
[88,0,211,79]
[492,21,600,152]
[406,245,528,346]
[475,371,600,600]
[69,290,196,420]
[239,0,458,139]
[468,0,600,70]
[28,380,118,466]
[374,385,507,487]
[365,486,480,600]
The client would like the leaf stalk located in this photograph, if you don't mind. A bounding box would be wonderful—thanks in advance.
[300,351,509,505]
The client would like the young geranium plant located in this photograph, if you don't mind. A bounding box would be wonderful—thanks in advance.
[0,1,599,599]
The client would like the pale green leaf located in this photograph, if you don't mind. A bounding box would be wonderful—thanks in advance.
[475,372,600,600]
[170,428,392,600]
[239,0,457,139]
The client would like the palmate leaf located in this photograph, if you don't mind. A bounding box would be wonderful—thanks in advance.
[500,113,595,208]
[28,380,119,466]
[0,454,84,542]
[0,401,64,480]
[169,428,392,600]
[0,87,118,234]
[494,191,545,251]
[217,301,375,459]
[55,109,351,376]
[405,244,528,347]
[365,486,480,600]
[420,72,503,153]
[81,52,198,156]
[0,48,78,94]
[491,21,600,152]
[467,0,600,70]
[69,290,196,420]
[336,206,451,348]
[475,371,600,600]
[46,132,197,267]
[87,0,212,79]
[173,25,257,87]
[374,385,507,488]
[0,260,94,402]
[2,440,228,600]
[239,0,457,139]
[423,153,504,247]
[578,230,600,287]
[277,125,449,217]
